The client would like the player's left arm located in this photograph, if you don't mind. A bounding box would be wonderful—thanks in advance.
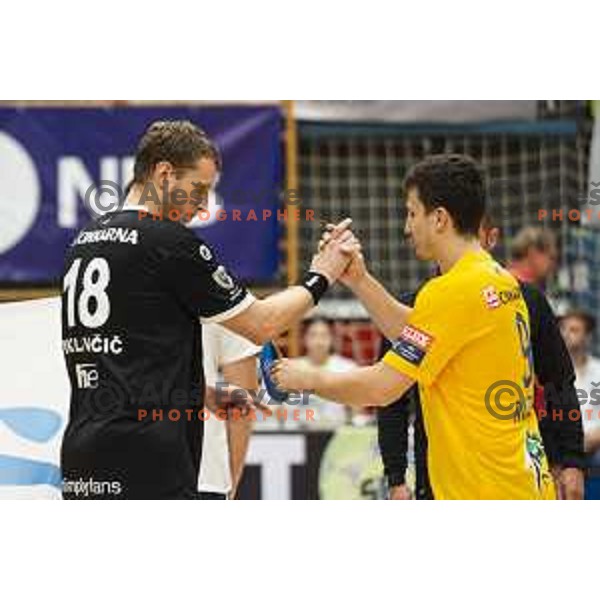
[222,355,258,499]
[272,359,415,408]
[273,278,481,409]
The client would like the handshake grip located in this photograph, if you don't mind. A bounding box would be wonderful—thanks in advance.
[310,218,361,284]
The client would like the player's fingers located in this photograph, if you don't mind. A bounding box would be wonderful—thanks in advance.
[340,240,361,254]
[270,359,284,380]
[318,232,333,251]
[336,217,353,230]
[334,230,355,245]
[327,218,353,239]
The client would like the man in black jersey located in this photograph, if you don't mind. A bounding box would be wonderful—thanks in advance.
[61,120,357,499]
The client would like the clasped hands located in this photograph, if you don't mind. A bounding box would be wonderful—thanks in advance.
[309,217,366,288]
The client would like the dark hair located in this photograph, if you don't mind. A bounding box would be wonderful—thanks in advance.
[303,317,335,355]
[304,316,334,332]
[133,120,221,184]
[403,153,486,235]
[480,199,505,231]
[480,213,495,231]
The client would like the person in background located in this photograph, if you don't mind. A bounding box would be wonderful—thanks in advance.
[508,225,584,498]
[199,324,260,499]
[377,215,584,500]
[508,226,558,287]
[559,310,600,458]
[291,318,356,429]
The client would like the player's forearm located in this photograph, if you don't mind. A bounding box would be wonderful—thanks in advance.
[307,363,412,408]
[260,286,316,336]
[222,357,258,498]
[230,286,314,345]
[348,273,412,340]
[226,417,252,499]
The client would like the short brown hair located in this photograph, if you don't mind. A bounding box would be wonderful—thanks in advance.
[133,120,221,184]
[559,309,597,335]
[510,226,557,260]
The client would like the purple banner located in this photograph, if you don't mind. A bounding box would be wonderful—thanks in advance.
[0,105,283,282]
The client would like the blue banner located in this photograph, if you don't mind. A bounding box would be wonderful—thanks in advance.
[0,105,283,282]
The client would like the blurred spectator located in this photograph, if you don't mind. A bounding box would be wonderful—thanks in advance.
[559,309,600,457]
[292,318,357,429]
[509,226,558,287]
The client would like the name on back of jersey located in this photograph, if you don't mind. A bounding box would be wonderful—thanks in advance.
[72,227,139,246]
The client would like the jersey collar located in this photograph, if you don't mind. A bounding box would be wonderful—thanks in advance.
[120,204,150,213]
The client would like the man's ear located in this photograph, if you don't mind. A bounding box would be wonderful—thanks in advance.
[434,207,450,231]
[490,227,501,248]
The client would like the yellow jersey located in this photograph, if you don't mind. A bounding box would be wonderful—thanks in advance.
[383,249,556,500]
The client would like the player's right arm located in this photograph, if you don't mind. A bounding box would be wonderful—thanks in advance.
[161,221,355,346]
[222,287,319,345]
[222,228,357,344]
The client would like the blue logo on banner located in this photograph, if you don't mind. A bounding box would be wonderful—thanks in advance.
[0,407,63,488]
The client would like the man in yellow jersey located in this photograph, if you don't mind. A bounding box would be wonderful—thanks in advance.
[272,154,556,500]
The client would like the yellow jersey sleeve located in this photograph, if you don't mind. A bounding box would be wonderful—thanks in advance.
[383,277,493,386]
